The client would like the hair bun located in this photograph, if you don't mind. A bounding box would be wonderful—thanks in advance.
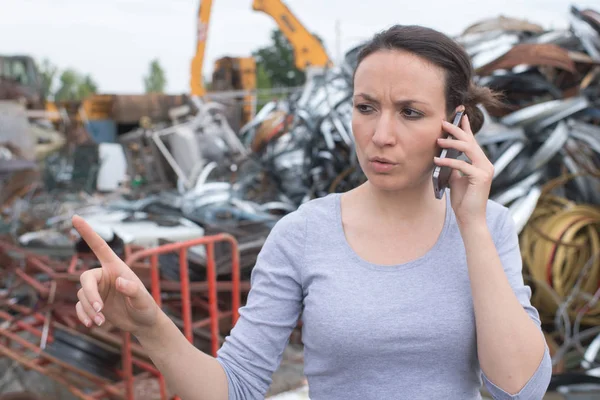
[464,83,503,134]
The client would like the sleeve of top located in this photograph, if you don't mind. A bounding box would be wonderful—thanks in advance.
[215,207,306,400]
[482,207,553,400]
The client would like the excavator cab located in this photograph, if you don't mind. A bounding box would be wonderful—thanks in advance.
[0,55,44,109]
[211,56,257,129]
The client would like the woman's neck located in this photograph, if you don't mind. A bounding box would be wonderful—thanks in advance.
[356,180,446,224]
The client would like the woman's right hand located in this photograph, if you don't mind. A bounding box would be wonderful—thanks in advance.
[72,215,160,336]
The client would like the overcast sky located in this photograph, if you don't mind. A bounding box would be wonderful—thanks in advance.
[1,0,597,94]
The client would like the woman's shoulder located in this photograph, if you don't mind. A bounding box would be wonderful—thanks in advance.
[277,194,338,225]
[270,193,339,235]
[259,194,339,272]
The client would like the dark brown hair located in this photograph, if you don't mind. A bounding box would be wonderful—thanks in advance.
[353,25,502,134]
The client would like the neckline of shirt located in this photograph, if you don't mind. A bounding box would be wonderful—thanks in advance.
[331,190,454,272]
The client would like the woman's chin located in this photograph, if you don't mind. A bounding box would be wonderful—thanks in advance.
[365,173,430,193]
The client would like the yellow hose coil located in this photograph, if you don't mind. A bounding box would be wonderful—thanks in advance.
[520,174,600,327]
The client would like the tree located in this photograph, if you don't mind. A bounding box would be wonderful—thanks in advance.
[37,58,58,100]
[78,75,98,99]
[54,69,98,102]
[144,59,167,93]
[256,63,271,90]
[252,29,306,88]
[255,63,274,113]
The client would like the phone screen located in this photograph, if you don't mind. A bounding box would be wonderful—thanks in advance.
[432,111,464,199]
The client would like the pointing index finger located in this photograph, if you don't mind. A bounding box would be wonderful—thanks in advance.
[72,215,121,265]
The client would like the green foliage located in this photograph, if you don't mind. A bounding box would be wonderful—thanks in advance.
[54,69,98,102]
[252,29,305,88]
[256,63,271,89]
[37,58,58,100]
[144,59,167,93]
[255,63,274,113]
[37,58,98,102]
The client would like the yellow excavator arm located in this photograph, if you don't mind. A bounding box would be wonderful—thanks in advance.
[252,0,331,70]
[190,0,330,97]
[190,0,214,96]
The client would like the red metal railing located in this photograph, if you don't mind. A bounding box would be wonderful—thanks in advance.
[0,232,245,400]
[123,233,241,399]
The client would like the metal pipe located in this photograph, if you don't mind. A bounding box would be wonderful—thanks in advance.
[123,332,134,400]
[40,280,57,350]
[14,269,49,297]
[180,247,193,343]
[149,253,168,399]
[151,254,162,306]
[67,254,79,274]
[0,345,98,400]
[228,236,241,324]
[206,242,219,357]
[151,130,190,186]
[0,328,119,392]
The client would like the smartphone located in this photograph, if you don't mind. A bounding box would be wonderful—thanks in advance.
[432,110,464,200]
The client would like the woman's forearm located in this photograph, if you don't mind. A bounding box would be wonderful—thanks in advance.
[135,311,229,400]
[460,221,546,395]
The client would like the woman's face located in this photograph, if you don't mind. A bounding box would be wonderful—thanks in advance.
[352,49,450,193]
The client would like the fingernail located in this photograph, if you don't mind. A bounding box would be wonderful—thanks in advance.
[94,315,104,326]
[93,302,102,312]
[84,318,91,327]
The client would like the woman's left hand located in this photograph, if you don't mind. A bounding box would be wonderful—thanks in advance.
[434,113,494,228]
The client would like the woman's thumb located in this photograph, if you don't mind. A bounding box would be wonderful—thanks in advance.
[116,277,148,308]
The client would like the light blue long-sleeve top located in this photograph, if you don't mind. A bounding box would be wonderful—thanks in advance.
[216,192,553,399]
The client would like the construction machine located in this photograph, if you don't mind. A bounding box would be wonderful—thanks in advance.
[0,55,45,109]
[189,0,253,129]
[211,56,257,127]
[189,0,213,98]
[189,0,331,126]
[251,0,330,71]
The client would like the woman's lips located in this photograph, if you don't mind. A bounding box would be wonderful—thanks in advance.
[369,160,397,173]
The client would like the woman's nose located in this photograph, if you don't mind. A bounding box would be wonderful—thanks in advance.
[372,113,397,147]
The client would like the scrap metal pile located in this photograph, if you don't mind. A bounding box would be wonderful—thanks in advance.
[456,6,600,387]
[1,4,600,399]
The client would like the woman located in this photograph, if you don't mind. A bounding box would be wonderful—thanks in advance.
[73,25,552,399]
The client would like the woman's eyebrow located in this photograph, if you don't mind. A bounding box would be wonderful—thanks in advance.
[393,99,429,107]
[354,93,429,107]
[354,93,379,104]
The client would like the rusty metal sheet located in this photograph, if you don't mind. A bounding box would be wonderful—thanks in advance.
[462,15,545,35]
[0,8,599,399]
[568,50,600,64]
[581,9,600,35]
[110,94,188,124]
[475,43,577,76]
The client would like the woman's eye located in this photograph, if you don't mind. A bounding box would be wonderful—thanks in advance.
[402,108,422,119]
[356,104,374,114]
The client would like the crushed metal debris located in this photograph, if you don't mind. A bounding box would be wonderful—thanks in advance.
[1,5,600,399]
